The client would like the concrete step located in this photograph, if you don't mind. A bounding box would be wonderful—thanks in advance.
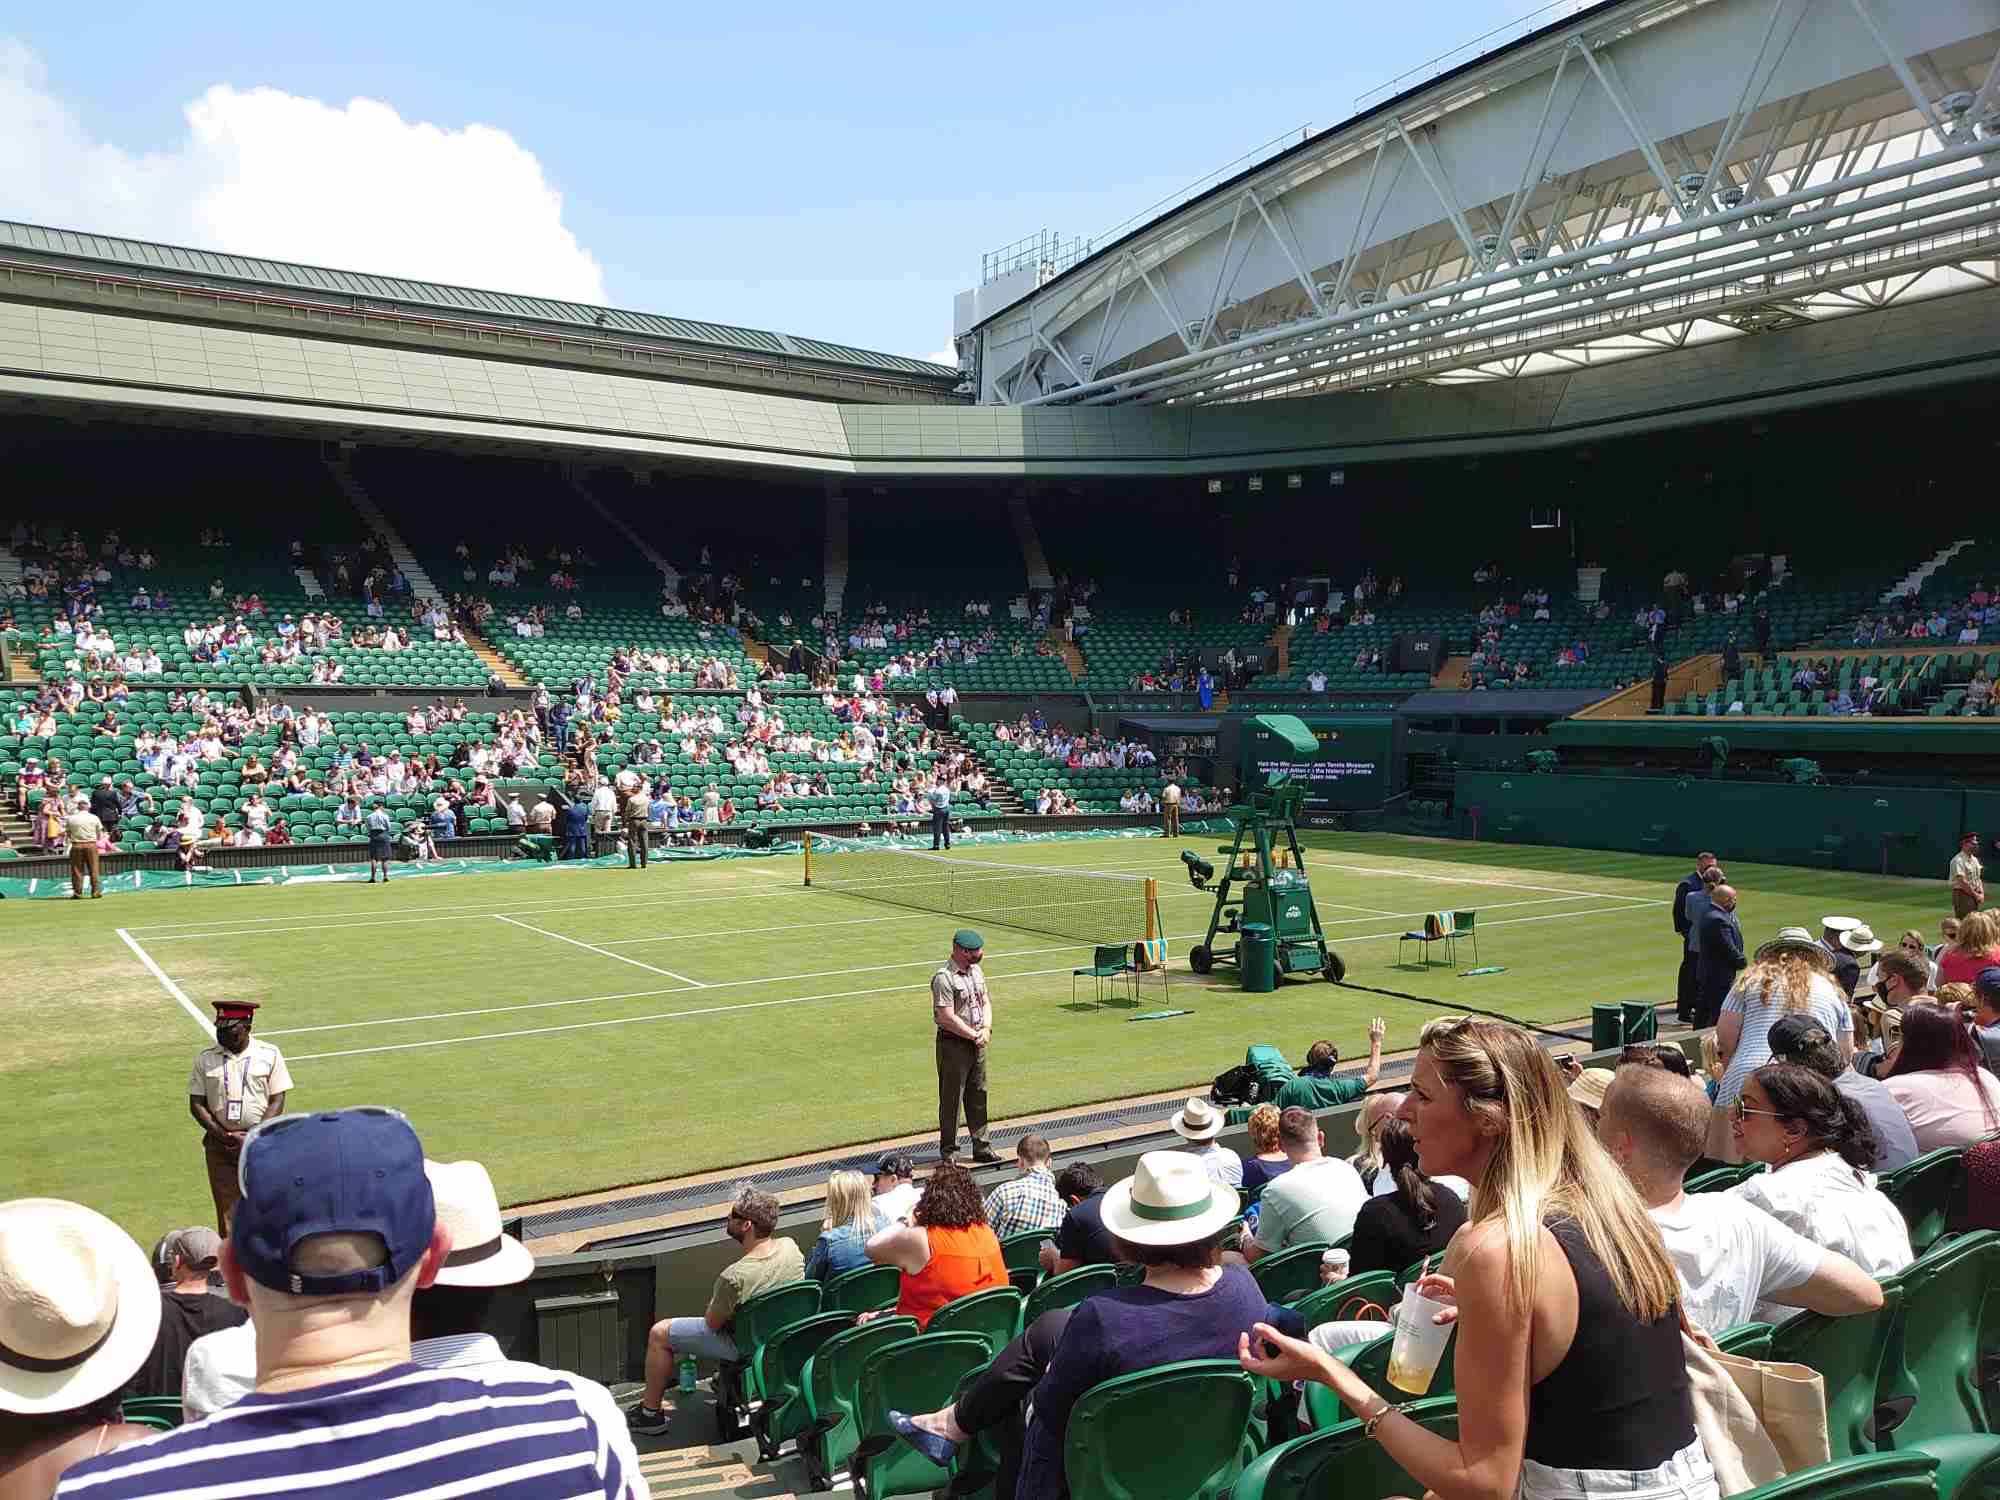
[464,631,528,688]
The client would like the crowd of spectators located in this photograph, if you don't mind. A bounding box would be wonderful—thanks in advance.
[1854,577,1998,646]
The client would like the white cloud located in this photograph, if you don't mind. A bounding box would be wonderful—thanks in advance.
[922,341,960,369]
[0,40,607,303]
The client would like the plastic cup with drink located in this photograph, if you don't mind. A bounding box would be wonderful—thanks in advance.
[1320,1247,1350,1283]
[1386,1288,1453,1395]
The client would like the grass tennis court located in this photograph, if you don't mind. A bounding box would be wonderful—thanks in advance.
[5,830,1952,1240]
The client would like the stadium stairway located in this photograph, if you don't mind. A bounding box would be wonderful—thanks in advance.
[1432,653,1472,687]
[324,455,444,602]
[1881,538,1976,604]
[631,1435,812,1498]
[823,489,848,618]
[1268,620,1291,675]
[462,630,528,688]
[1007,492,1055,591]
[934,726,1027,814]
[571,472,678,591]
[1046,625,1085,681]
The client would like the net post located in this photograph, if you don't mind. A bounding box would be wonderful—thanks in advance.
[1143,878,1159,943]
[803,831,814,887]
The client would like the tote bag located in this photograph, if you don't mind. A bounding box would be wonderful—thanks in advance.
[1682,1320,1830,1495]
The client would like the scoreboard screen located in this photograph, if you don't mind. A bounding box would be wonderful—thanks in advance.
[1239,716,1393,809]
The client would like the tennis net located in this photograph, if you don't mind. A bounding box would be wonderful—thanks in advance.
[803,834,1160,948]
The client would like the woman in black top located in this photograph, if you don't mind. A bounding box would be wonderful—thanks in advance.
[1348,1119,1466,1277]
[1241,1019,1714,1500]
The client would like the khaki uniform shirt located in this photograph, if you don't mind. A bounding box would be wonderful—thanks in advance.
[623,792,650,822]
[189,1039,295,1129]
[1161,783,1182,805]
[932,961,990,1036]
[66,809,103,845]
[1953,850,1984,894]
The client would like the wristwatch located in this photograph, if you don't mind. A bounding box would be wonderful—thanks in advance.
[1363,1398,1406,1440]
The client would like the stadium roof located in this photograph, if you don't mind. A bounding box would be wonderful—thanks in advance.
[0,219,960,386]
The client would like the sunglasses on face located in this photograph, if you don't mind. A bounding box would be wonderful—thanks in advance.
[1730,1099,1786,1122]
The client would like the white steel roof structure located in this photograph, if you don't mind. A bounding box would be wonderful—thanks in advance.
[965,0,2000,409]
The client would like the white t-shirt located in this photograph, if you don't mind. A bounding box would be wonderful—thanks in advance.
[873,1182,920,1224]
[1650,1192,1824,1336]
[183,1320,258,1417]
[1187,1142,1243,1189]
[1730,1153,1911,1324]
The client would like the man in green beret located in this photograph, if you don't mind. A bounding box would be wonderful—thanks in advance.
[933,929,1000,1164]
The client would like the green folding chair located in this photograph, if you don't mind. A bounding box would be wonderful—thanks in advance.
[823,1263,902,1315]
[850,1331,993,1498]
[1000,1228,1051,1272]
[1877,1230,2000,1450]
[1073,944,1137,1009]
[713,1279,821,1440]
[1063,1359,1257,1500]
[1305,1325,1457,1423]
[1769,1285,1904,1459]
[1236,1394,1458,1500]
[926,1286,1024,1357]
[119,1395,183,1430]
[1289,1272,1397,1329]
[1882,1146,1967,1257]
[749,1309,855,1460]
[1250,1241,1335,1305]
[800,1313,921,1489]
[1021,1264,1116,1331]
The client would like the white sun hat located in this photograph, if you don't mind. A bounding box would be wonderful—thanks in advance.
[1099,1152,1241,1247]
[424,1160,536,1288]
[1169,1096,1226,1143]
[0,1198,161,1414]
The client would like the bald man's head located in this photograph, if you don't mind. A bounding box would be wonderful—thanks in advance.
[1711,884,1738,912]
[1599,1064,1712,1187]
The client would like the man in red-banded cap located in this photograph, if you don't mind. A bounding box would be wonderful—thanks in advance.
[187,1000,292,1231]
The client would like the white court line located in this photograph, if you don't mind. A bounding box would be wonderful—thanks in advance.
[262,935,1134,1036]
[288,900,1665,1061]
[115,928,216,1037]
[491,915,707,987]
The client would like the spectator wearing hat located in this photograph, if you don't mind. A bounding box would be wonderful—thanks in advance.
[0,1199,162,1496]
[1952,833,1986,920]
[1241,1107,1367,1262]
[1170,1097,1243,1188]
[888,1154,1306,1500]
[1819,916,1867,999]
[1275,1022,1386,1110]
[187,1001,292,1232]
[871,1153,919,1224]
[1967,968,2000,1073]
[1767,1012,1919,1172]
[1567,1067,1615,1129]
[1693,884,1746,1028]
[932,929,999,1164]
[61,1108,644,1500]
[1712,927,1852,1160]
[124,1227,245,1402]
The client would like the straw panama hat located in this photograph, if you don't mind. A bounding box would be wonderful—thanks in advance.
[1755,927,1832,968]
[0,1198,161,1414]
[425,1160,536,1289]
[1169,1096,1225,1143]
[1099,1152,1240,1246]
[1567,1068,1615,1113]
[1840,923,1884,955]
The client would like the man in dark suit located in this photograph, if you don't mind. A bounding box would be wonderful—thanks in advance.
[1672,852,1719,1024]
[1819,916,1864,1000]
[1695,884,1746,1028]
[1722,637,1742,686]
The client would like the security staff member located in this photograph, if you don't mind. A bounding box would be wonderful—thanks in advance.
[188,1000,293,1230]
[928,779,953,851]
[933,929,1000,1164]
[623,784,652,868]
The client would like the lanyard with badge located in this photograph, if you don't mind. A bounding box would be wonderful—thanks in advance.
[224,1049,249,1124]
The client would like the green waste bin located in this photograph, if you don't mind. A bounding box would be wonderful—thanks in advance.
[1241,923,1276,993]
[1591,1003,1625,1051]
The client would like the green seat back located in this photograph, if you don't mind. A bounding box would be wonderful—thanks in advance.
[1769,1285,1904,1460]
[999,1229,1049,1272]
[1879,1230,2000,1449]
[802,1315,919,1483]
[853,1332,993,1497]
[750,1310,855,1459]
[1716,1321,1777,1360]
[822,1263,901,1315]
[1022,1264,1116,1328]
[1250,1241,1335,1305]
[1881,1147,1967,1256]
[1063,1359,1256,1500]
[1306,1325,1457,1425]
[1235,1394,1458,1500]
[729,1280,821,1400]
[1288,1272,1397,1329]
[924,1286,1022,1357]
[1730,1452,1938,1500]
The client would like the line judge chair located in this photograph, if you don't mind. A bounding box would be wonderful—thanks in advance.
[1073,944,1138,1009]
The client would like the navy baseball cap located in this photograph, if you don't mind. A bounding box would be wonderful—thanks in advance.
[231,1108,435,1296]
[1976,966,2000,1000]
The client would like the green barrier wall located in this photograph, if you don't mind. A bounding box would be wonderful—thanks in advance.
[1457,771,1971,876]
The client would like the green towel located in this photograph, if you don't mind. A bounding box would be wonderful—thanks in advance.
[1127,1009,1194,1022]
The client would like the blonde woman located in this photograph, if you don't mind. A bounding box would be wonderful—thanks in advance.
[1938,910,2000,988]
[1710,927,1855,1160]
[804,1169,886,1283]
[1347,1091,1405,1195]
[1241,1018,1715,1500]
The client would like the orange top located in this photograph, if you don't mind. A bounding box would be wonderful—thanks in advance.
[896,1223,1008,1328]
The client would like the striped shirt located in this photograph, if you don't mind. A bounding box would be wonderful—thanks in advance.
[56,1361,648,1500]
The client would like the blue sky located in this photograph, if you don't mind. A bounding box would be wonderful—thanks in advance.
[5,1,1536,363]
